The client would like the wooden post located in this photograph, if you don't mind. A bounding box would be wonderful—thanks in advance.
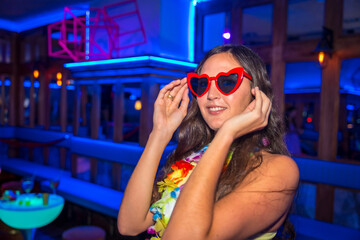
[29,75,35,128]
[318,55,341,161]
[90,84,101,183]
[44,72,51,130]
[139,78,159,146]
[18,76,25,127]
[270,0,287,116]
[113,82,124,143]
[112,82,124,190]
[73,84,81,136]
[38,72,46,127]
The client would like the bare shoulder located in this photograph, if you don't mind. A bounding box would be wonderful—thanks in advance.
[239,152,299,191]
[261,153,300,189]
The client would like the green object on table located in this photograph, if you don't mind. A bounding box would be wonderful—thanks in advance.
[0,193,64,229]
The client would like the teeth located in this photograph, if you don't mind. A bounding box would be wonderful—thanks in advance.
[209,107,226,111]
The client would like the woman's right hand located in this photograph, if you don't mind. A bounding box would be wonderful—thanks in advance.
[152,78,189,141]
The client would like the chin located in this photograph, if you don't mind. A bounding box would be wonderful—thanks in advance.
[207,122,224,132]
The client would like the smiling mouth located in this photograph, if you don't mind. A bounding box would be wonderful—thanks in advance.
[209,107,226,111]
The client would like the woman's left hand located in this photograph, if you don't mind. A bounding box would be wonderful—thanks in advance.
[219,87,272,140]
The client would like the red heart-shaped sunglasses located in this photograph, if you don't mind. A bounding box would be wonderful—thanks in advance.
[187,67,253,97]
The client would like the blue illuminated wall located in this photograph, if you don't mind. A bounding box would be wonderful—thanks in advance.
[90,0,194,62]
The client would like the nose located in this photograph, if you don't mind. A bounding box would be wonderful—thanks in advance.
[207,80,221,100]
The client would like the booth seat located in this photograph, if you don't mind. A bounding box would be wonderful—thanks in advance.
[1,158,122,218]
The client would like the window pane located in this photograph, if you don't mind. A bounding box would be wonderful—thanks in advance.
[287,0,324,41]
[284,62,322,157]
[338,58,360,160]
[242,4,273,45]
[343,0,360,34]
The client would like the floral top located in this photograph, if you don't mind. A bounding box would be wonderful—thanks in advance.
[146,145,233,240]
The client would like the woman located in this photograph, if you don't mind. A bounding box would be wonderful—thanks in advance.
[118,44,299,240]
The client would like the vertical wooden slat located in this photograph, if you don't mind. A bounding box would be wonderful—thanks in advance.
[81,85,88,126]
[44,72,51,130]
[113,82,124,143]
[60,70,67,132]
[112,163,122,191]
[38,72,46,127]
[316,55,341,222]
[60,148,67,170]
[90,84,101,183]
[43,71,51,165]
[29,75,35,128]
[0,75,5,125]
[9,34,19,127]
[73,84,81,136]
[139,78,159,146]
[71,154,78,178]
[60,70,68,169]
[270,0,287,116]
[18,76,25,127]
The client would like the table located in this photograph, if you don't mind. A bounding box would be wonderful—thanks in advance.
[0,193,64,240]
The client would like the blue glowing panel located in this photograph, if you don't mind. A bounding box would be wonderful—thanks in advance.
[160,0,191,61]
[340,58,360,95]
[203,12,225,52]
[0,3,89,33]
[284,62,321,93]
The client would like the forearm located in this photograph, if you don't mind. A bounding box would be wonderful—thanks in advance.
[163,130,234,239]
[118,131,170,234]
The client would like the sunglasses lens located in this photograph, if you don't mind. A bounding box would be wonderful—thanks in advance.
[190,77,208,96]
[217,73,239,94]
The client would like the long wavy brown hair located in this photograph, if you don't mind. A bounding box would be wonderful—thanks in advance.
[152,44,296,239]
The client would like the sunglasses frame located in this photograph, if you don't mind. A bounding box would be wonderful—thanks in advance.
[187,67,253,97]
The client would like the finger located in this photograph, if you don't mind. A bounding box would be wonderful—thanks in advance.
[259,91,270,114]
[168,81,187,100]
[172,84,187,106]
[265,101,272,122]
[179,87,190,114]
[254,87,263,113]
[157,80,181,101]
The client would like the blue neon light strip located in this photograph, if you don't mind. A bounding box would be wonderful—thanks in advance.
[189,1,196,62]
[48,83,75,90]
[23,80,31,87]
[64,56,197,69]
